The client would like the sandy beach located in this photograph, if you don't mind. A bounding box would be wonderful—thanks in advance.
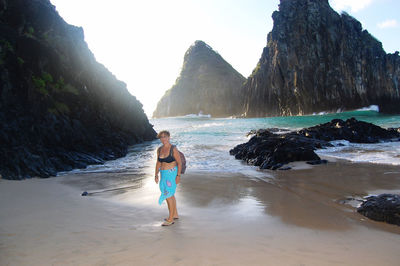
[1,159,400,266]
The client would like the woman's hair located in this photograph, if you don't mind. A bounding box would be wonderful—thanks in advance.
[157,130,170,138]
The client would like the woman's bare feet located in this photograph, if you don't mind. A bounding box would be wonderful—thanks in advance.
[161,220,174,226]
[164,217,179,221]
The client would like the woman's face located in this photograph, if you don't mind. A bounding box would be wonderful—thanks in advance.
[159,134,170,145]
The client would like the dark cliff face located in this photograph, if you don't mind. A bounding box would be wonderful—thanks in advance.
[242,0,400,117]
[0,0,156,179]
[153,40,246,118]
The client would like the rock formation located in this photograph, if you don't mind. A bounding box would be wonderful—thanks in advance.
[0,0,156,179]
[230,118,400,170]
[358,194,400,226]
[241,0,400,117]
[153,40,246,118]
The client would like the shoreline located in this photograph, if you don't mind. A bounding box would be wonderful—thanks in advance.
[1,160,400,265]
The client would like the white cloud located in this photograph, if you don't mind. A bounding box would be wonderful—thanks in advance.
[378,19,398,29]
[330,0,373,12]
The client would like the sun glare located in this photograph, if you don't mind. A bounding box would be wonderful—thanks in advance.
[49,0,399,116]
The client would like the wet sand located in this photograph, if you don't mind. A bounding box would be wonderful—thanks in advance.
[1,160,400,265]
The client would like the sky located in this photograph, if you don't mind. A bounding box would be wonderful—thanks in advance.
[49,0,400,117]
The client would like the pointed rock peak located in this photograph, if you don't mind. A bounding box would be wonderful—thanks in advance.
[153,40,245,118]
[194,40,210,47]
[184,40,219,62]
[190,40,214,52]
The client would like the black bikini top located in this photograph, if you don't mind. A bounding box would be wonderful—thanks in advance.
[158,145,176,163]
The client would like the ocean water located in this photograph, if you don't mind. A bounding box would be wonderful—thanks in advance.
[62,107,400,178]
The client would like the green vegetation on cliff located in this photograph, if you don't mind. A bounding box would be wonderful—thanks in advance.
[0,0,156,179]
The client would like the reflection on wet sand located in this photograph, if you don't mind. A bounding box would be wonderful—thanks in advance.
[177,160,400,233]
[2,160,400,265]
[62,160,400,233]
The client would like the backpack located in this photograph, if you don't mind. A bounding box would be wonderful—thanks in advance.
[178,148,187,174]
[159,145,187,174]
[172,145,186,174]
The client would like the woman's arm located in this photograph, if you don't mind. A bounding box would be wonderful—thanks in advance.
[155,148,161,184]
[173,147,182,184]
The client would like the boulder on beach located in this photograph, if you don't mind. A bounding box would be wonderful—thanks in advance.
[357,194,400,226]
[230,118,400,170]
[298,117,400,143]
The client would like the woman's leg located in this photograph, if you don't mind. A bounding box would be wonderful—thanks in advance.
[165,196,175,222]
[162,167,178,222]
[172,196,179,218]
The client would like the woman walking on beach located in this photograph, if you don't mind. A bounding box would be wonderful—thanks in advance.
[155,130,182,226]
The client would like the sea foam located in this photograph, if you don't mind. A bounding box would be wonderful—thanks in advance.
[356,105,379,112]
[62,111,400,176]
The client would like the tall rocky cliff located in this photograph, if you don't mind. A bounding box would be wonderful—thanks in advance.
[242,0,400,117]
[0,0,156,179]
[153,40,246,118]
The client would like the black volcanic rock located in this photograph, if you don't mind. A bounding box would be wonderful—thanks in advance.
[357,194,400,226]
[230,118,400,170]
[0,0,156,179]
[241,0,400,117]
[153,40,246,118]
[230,130,326,170]
[298,117,400,143]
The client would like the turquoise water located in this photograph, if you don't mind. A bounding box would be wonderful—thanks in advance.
[64,108,400,177]
[151,109,400,173]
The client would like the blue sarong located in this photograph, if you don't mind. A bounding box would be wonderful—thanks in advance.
[158,166,178,205]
